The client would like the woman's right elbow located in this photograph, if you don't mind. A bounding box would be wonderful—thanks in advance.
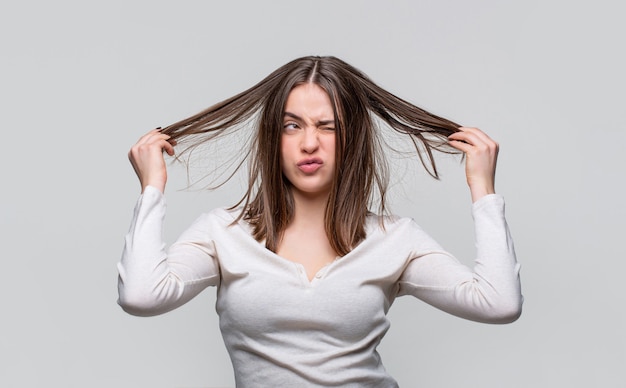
[117,287,165,317]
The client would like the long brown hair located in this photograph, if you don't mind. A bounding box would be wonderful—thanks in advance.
[160,56,460,256]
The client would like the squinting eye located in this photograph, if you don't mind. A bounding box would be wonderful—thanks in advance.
[283,123,299,131]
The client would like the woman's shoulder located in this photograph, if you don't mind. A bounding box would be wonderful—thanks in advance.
[194,206,244,223]
[192,206,252,231]
[364,211,423,235]
[361,211,444,254]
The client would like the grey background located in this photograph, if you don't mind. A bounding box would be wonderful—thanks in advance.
[2,0,624,387]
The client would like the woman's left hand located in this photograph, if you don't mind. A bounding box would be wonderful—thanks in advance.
[447,127,499,203]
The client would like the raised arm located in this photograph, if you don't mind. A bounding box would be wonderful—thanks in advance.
[118,130,219,316]
[399,195,522,323]
[399,128,522,323]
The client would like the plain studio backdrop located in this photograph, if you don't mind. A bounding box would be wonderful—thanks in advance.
[1,0,623,387]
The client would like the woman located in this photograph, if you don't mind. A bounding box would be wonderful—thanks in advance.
[118,55,522,387]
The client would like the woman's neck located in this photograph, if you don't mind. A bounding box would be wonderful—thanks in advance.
[290,189,329,227]
[277,189,338,280]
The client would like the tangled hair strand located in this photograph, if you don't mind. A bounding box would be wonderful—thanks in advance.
[159,56,461,256]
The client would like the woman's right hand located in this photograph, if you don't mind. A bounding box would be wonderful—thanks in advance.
[128,129,176,193]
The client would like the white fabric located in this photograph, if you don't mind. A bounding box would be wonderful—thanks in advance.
[118,186,522,387]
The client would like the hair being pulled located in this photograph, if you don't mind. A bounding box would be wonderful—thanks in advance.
[160,56,461,255]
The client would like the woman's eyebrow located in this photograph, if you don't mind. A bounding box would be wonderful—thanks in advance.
[283,112,302,121]
[284,112,334,126]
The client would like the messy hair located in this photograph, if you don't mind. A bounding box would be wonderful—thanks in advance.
[160,56,460,255]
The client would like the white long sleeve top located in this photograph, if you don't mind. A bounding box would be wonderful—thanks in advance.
[117,186,522,387]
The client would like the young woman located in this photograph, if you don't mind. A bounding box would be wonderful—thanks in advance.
[118,56,522,387]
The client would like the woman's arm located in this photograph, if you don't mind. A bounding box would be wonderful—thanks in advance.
[399,195,522,324]
[399,128,522,323]
[117,130,220,316]
[117,187,220,316]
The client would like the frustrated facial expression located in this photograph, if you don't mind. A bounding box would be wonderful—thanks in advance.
[281,83,336,199]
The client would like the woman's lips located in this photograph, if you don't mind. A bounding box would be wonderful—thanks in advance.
[297,158,323,174]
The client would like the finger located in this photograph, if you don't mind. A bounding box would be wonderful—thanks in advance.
[448,130,485,153]
[135,129,161,143]
[449,133,483,150]
[128,137,174,165]
[449,128,480,144]
[454,127,497,147]
[136,128,171,146]
[162,140,175,156]
[140,138,173,155]
[449,128,498,154]
[139,135,173,154]
[447,136,473,153]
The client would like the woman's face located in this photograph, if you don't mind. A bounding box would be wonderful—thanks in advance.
[280,83,336,199]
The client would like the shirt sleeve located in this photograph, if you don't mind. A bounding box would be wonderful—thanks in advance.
[117,186,221,316]
[397,194,523,324]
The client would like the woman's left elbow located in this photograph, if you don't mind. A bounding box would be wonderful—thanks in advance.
[488,296,523,324]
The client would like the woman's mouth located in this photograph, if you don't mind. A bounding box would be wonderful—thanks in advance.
[297,158,323,174]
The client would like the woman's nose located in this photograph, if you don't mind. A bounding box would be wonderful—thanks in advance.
[300,128,319,153]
